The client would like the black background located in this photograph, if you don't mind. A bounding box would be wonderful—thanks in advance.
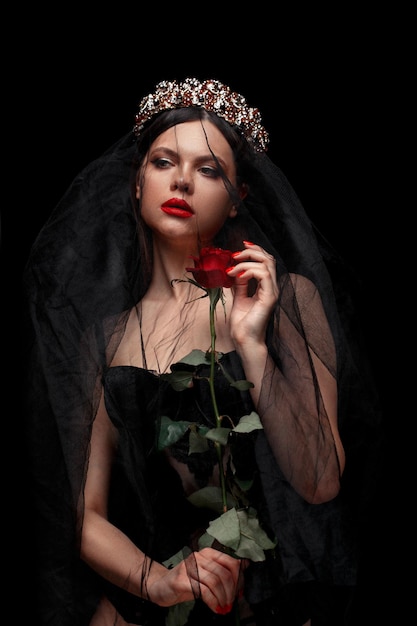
[15,10,395,624]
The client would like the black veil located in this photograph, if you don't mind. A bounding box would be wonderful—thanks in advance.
[23,123,382,624]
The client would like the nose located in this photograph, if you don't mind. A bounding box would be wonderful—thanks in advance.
[171,173,192,193]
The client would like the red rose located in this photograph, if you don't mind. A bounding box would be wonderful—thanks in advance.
[186,246,235,289]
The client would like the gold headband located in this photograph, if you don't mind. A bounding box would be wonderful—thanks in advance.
[133,78,269,153]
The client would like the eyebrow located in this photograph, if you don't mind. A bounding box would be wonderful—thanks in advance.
[149,146,227,169]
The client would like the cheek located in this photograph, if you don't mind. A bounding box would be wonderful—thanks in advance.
[213,189,236,221]
[198,196,235,233]
[136,162,153,200]
[136,170,156,203]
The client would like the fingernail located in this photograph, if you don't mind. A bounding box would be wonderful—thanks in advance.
[243,240,254,245]
[231,251,241,258]
[225,266,234,273]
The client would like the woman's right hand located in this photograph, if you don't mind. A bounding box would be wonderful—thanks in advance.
[147,548,248,615]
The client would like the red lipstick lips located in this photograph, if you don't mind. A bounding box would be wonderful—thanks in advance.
[161,198,193,218]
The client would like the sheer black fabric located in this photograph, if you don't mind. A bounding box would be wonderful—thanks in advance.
[23,129,381,625]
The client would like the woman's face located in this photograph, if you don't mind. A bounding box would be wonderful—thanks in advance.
[136,119,240,247]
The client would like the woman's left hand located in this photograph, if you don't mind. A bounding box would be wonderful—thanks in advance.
[227,241,278,348]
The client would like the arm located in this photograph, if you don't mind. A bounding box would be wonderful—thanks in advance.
[227,243,344,504]
[81,391,247,613]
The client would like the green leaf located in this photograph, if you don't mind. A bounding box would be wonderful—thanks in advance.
[189,428,210,453]
[217,360,254,390]
[160,370,195,391]
[197,531,216,549]
[187,485,234,513]
[175,349,210,366]
[157,416,191,450]
[233,476,254,492]
[232,412,263,433]
[205,426,231,446]
[235,507,276,552]
[230,379,255,390]
[206,507,276,562]
[233,534,268,561]
[206,507,241,551]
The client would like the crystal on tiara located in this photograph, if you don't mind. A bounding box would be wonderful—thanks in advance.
[133,78,269,152]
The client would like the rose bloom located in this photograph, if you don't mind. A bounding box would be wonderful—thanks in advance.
[186,246,235,289]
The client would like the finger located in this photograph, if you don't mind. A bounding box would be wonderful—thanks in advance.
[229,252,277,284]
[232,242,276,264]
[190,551,244,611]
[183,551,227,609]
[232,264,278,299]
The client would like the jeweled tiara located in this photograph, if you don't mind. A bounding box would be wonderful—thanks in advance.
[133,78,269,152]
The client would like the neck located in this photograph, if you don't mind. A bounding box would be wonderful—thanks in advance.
[147,237,208,300]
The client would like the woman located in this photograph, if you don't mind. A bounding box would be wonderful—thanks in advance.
[23,78,380,625]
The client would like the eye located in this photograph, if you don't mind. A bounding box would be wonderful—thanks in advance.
[151,157,173,169]
[199,165,221,178]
